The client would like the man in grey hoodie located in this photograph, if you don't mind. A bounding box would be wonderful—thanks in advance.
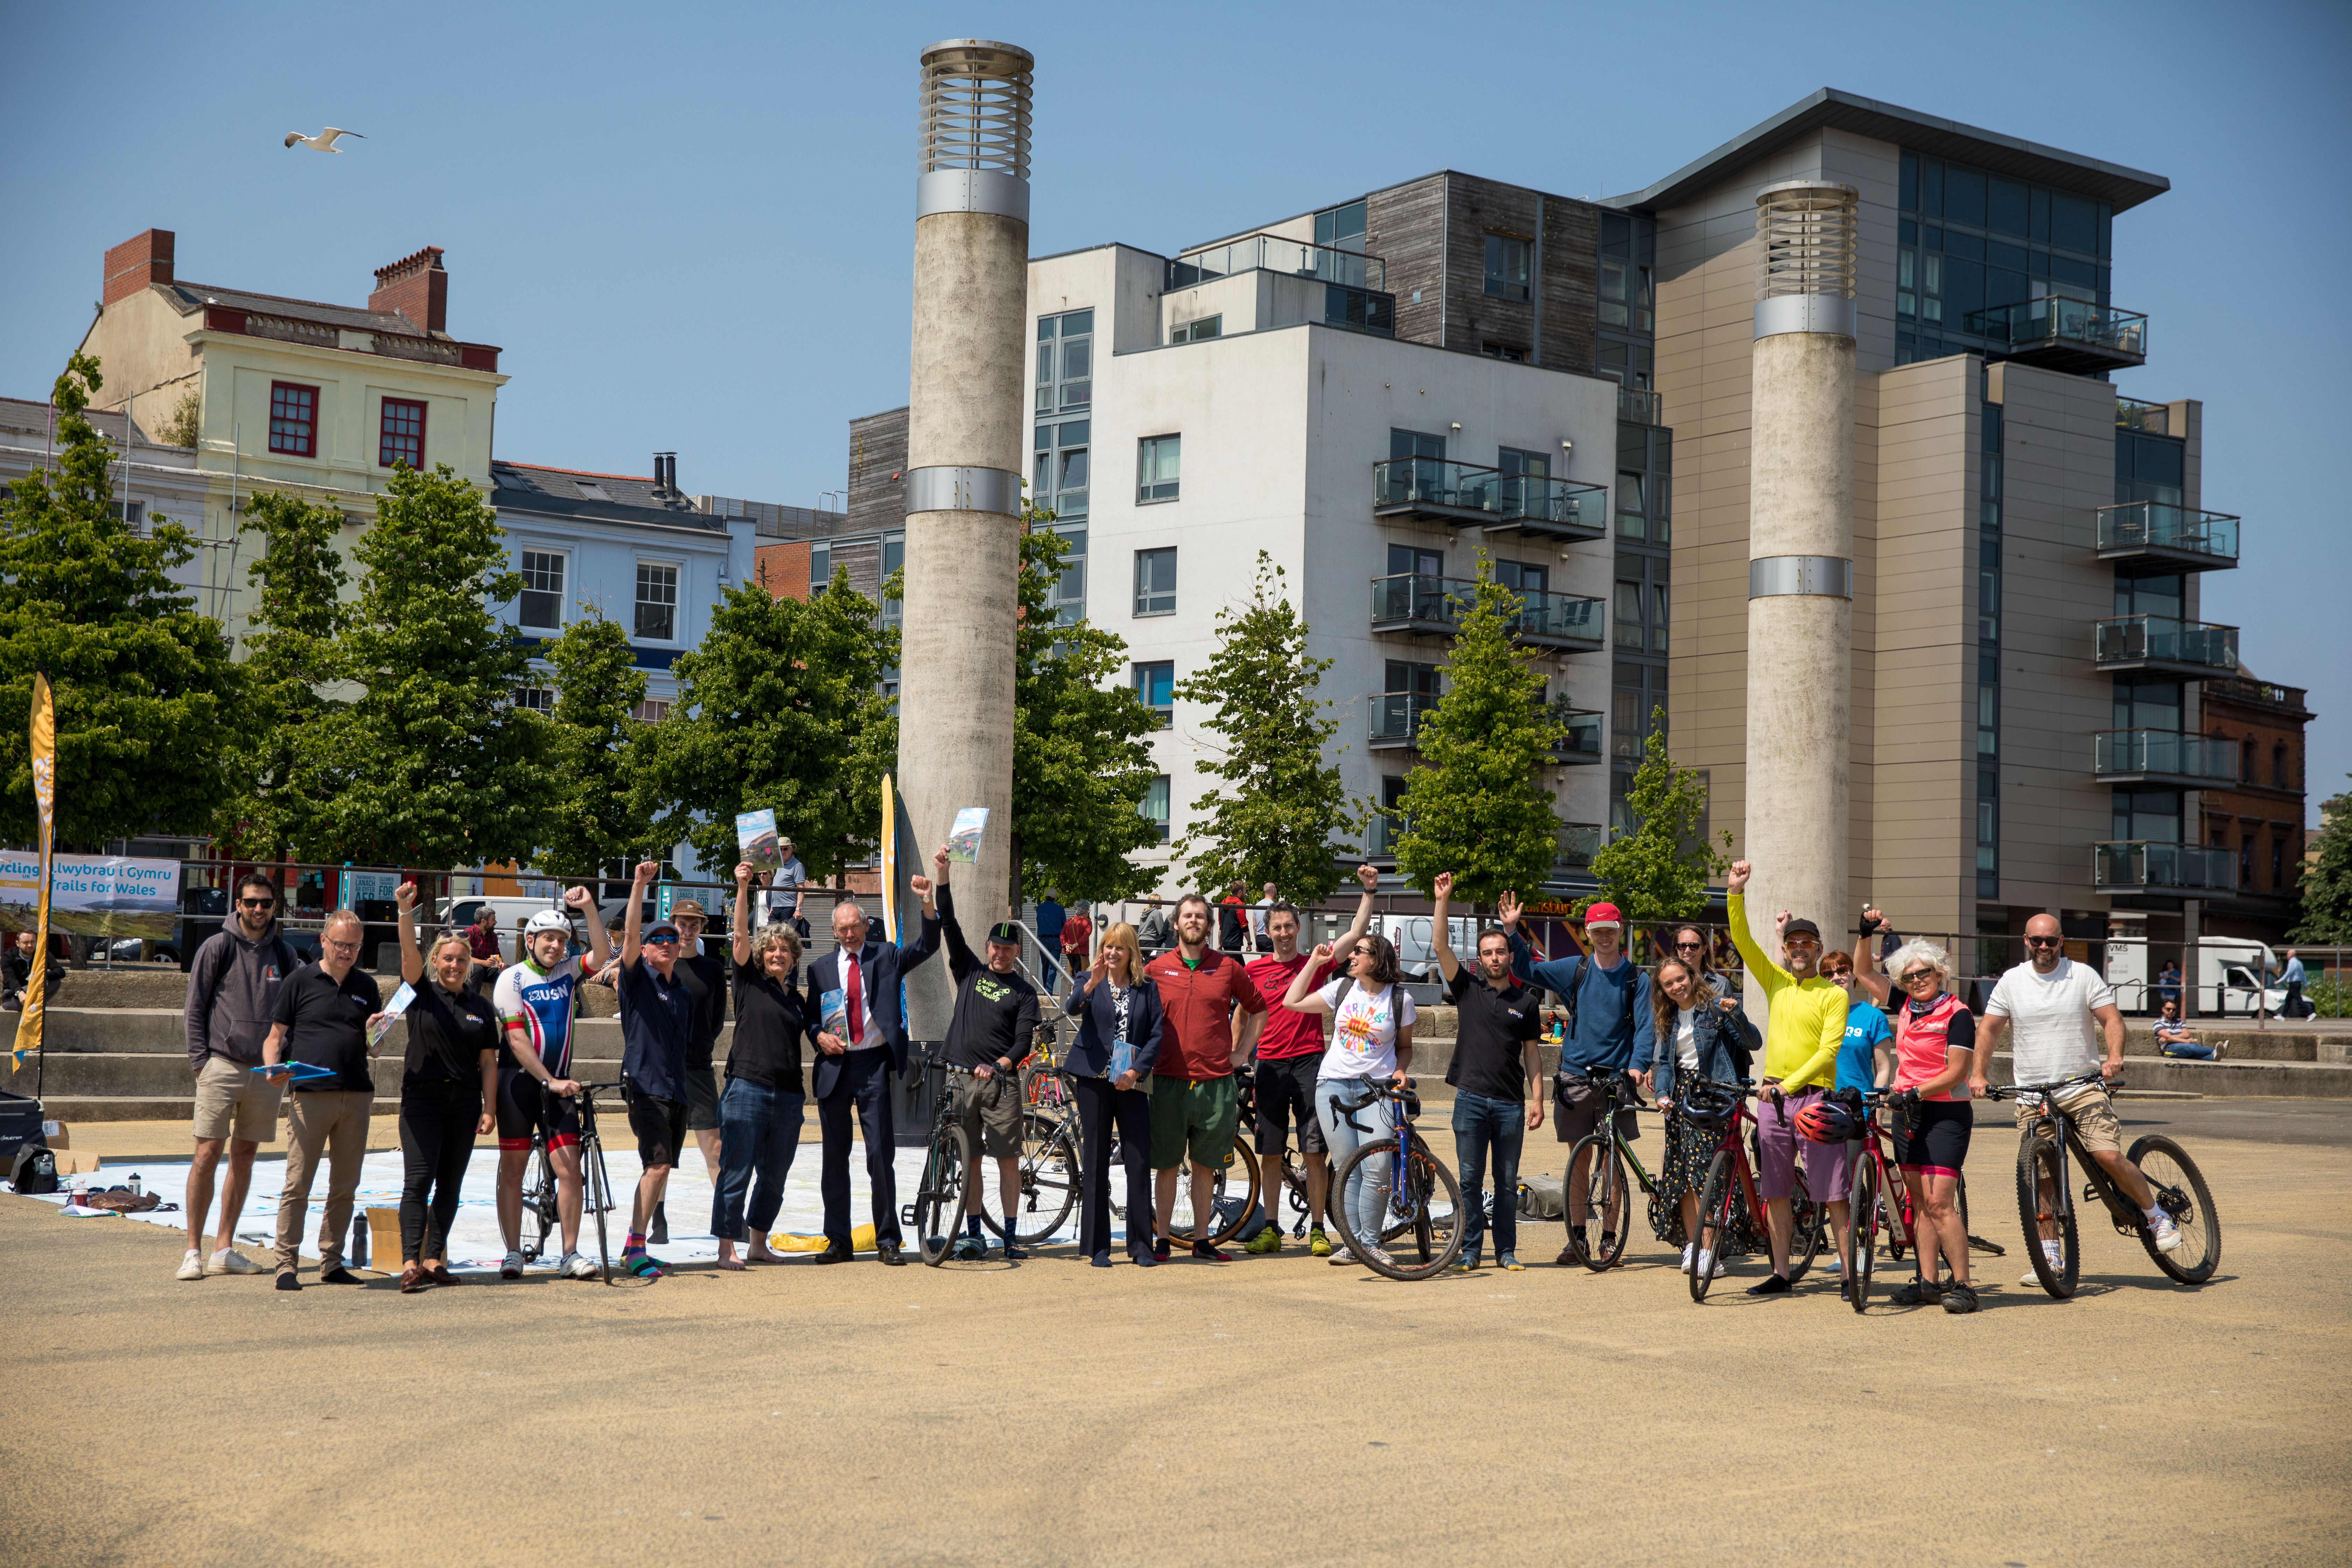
[178,873,300,1281]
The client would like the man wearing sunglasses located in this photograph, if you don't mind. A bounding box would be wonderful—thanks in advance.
[1724,860,1849,1296]
[614,861,698,1278]
[178,873,301,1281]
[1977,912,2182,1277]
[261,909,384,1290]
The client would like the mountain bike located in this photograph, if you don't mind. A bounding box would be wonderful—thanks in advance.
[1325,1077,1464,1281]
[518,1080,620,1284]
[1563,1071,1660,1272]
[1686,1080,1823,1302]
[1990,1071,2220,1298]
[1236,1064,1315,1238]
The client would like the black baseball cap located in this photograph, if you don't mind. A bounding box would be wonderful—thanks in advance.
[1784,917,1822,940]
[986,921,1022,945]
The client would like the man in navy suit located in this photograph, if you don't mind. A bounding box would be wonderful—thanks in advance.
[805,882,940,1264]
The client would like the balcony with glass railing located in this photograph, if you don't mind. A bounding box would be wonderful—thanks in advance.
[1492,473,1609,541]
[1964,295,2148,374]
[1616,385,1661,425]
[1367,691,1433,751]
[2115,396,2171,435]
[2096,502,2239,573]
[1555,821,1604,869]
[1547,703,1604,764]
[1372,459,1606,539]
[2093,729,2239,788]
[2092,841,2235,895]
[1370,574,1605,652]
[2093,615,2239,676]
[1168,233,1386,293]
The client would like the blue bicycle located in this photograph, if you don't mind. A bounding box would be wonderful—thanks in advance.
[1328,1078,1464,1281]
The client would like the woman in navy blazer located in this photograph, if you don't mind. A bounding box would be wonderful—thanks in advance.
[1064,921,1164,1268]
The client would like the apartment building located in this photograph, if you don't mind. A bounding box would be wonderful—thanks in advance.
[0,396,213,610]
[2196,670,2312,945]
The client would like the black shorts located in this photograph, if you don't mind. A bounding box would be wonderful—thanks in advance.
[682,1062,720,1132]
[626,1087,689,1168]
[496,1069,581,1153]
[1252,1055,1326,1155]
[1895,1098,1972,1179]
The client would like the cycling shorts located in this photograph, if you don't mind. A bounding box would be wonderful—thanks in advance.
[1895,1097,1971,1180]
[1252,1055,1326,1155]
[497,1069,581,1153]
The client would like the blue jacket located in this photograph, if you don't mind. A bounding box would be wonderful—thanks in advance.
[802,908,940,1087]
[1507,929,1653,1074]
[1062,975,1165,1080]
[1651,982,1760,1100]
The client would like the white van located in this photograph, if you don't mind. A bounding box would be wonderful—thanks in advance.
[2102,928,2287,1017]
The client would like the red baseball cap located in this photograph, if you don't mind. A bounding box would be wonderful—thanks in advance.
[1583,902,1623,930]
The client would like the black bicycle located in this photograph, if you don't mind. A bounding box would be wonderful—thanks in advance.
[517,1079,620,1284]
[908,1057,982,1266]
[1325,1077,1464,1281]
[1562,1070,1660,1272]
[1991,1071,2220,1297]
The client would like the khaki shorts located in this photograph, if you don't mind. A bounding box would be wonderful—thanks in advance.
[952,1071,1027,1160]
[2017,1084,2122,1156]
[192,1055,282,1143]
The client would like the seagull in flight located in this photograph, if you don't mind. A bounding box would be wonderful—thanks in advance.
[284,127,365,152]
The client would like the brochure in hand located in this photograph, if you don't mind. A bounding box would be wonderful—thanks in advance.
[251,1060,335,1082]
[946,806,988,866]
[736,808,782,872]
[820,988,849,1038]
[366,981,417,1050]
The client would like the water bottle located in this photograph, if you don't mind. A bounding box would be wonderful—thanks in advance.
[128,1172,142,1198]
[350,1212,370,1268]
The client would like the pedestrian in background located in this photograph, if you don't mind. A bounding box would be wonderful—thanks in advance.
[1059,901,1093,998]
[1136,895,1173,958]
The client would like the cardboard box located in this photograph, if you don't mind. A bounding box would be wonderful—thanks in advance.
[41,1120,69,1148]
[365,1206,402,1267]
[54,1149,99,1175]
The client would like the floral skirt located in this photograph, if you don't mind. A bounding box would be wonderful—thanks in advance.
[1647,1107,1764,1257]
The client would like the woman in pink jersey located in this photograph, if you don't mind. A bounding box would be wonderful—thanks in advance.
[1883,938,1978,1314]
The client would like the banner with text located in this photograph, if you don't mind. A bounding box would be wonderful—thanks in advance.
[0,853,180,940]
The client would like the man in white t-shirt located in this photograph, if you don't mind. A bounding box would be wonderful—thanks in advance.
[1974,913,2180,1276]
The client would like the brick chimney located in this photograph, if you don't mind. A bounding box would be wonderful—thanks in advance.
[102,229,175,306]
[369,245,448,334]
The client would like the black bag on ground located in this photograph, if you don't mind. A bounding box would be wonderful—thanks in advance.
[10,1141,59,1195]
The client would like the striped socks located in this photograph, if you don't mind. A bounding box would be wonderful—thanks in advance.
[623,1231,666,1279]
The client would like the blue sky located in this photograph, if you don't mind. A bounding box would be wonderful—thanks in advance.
[3,1,2346,821]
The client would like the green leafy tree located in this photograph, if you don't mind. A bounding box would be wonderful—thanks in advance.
[1393,554,1561,903]
[1011,516,1161,905]
[1171,552,1359,906]
[2292,788,2352,943]
[301,463,558,867]
[1586,707,1730,921]
[635,570,897,884]
[534,611,651,880]
[218,489,349,858]
[0,352,241,850]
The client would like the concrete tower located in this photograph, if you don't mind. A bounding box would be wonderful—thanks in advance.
[1743,181,1857,953]
[899,39,1032,1036]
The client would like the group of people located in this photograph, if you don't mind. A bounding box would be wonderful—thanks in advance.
[171,844,2194,1303]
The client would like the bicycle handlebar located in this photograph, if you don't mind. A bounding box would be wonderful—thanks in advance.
[1986,1070,2108,1103]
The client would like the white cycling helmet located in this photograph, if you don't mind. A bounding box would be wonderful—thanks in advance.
[524,909,574,936]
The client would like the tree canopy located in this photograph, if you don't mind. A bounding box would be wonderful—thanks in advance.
[2292,787,2352,943]
[1586,707,1729,920]
[217,488,349,859]
[535,610,651,880]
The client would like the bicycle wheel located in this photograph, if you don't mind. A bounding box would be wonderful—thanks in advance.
[2015,1130,2077,1299]
[913,1124,974,1266]
[1845,1152,1878,1313]
[519,1140,557,1263]
[981,1112,1082,1246]
[1787,1164,1825,1284]
[1280,1150,1314,1234]
[1213,1149,1262,1247]
[1566,1133,1629,1272]
[1329,1138,1463,1281]
[1690,1150,1736,1303]
[2128,1134,2220,1285]
[582,1136,612,1286]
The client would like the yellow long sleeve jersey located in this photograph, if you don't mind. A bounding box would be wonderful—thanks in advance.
[1726,894,1847,1093]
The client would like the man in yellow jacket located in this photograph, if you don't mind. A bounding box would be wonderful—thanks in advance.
[1724,859,1849,1296]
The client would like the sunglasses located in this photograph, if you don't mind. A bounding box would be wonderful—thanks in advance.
[1675,941,1705,952]
[644,934,680,946]
[2023,936,2063,948]
[1823,967,1854,980]
[1900,969,1939,985]
[238,897,275,909]
[1784,935,1821,949]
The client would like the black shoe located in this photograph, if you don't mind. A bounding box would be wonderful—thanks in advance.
[876,1241,906,1267]
[1744,1273,1792,1296]
[812,1242,854,1265]
[274,1272,300,1292]
[1090,1251,1113,1268]
[319,1266,360,1286]
[1001,1241,1027,1261]
[1130,1249,1158,1268]
[1191,1240,1231,1262]
[1152,1236,1171,1262]
[649,1202,668,1247]
[1941,1283,1981,1315]
[1890,1278,1945,1307]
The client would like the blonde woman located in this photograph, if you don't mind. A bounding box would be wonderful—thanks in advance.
[712,862,814,1271]
[390,881,501,1293]
[1882,937,1979,1314]
[1066,922,1165,1268]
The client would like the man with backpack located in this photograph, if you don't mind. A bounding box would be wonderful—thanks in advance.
[178,873,300,1282]
[1495,893,1653,1266]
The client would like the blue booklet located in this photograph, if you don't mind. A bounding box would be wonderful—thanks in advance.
[251,1061,335,1081]
[820,988,849,1037]
[1110,1040,1138,1081]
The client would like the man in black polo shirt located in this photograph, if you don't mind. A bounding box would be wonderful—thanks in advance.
[617,861,696,1279]
[649,896,728,1248]
[262,910,384,1290]
[930,845,1041,1261]
[1429,872,1543,1272]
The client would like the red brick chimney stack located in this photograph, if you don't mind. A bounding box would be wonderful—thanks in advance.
[102,229,175,306]
[369,245,448,334]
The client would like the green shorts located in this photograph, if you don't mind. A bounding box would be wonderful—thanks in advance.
[1149,1073,1239,1172]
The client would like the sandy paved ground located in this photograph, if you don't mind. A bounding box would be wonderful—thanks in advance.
[5,1106,2347,1568]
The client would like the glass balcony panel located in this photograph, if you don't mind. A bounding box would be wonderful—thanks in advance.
[2093,729,2239,783]
[2096,502,2239,565]
[1495,474,1610,534]
[1367,691,1433,745]
[1546,704,1603,762]
[1372,575,1604,648]
[2114,396,2170,435]
[1968,296,2148,356]
[2092,840,2236,892]
[1169,233,1385,293]
[1373,458,1503,516]
[1555,822,1604,869]
[1616,385,1662,425]
[2093,615,2239,673]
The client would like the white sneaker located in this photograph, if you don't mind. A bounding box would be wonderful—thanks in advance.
[1328,1241,1359,1265]
[500,1250,525,1280]
[209,1246,262,1275]
[1821,1258,1844,1280]
[2147,1212,2183,1253]
[560,1251,598,1280]
[1679,1244,1695,1274]
[1360,1244,1394,1268]
[1695,1250,1725,1279]
[176,1249,206,1281]
[2021,1268,2046,1286]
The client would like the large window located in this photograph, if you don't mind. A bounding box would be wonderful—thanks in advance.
[513,685,555,715]
[1896,148,2113,365]
[1133,547,1176,617]
[379,397,425,469]
[1170,315,1221,344]
[635,561,679,641]
[1483,233,1531,302]
[809,543,831,597]
[268,382,318,456]
[1034,418,1088,520]
[1139,775,1171,842]
[1132,661,1174,728]
[518,550,566,630]
[1598,254,1653,334]
[1137,435,1180,504]
[1314,200,1366,254]
[1036,309,1093,414]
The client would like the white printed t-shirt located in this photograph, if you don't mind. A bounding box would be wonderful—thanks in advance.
[1314,979,1416,1082]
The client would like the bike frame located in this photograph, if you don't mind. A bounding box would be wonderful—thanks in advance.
[2014,1076,2137,1241]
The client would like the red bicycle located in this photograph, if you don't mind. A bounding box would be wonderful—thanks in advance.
[1684,1079,1825,1303]
[1841,1089,1921,1312]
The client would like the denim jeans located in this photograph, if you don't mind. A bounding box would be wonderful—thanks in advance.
[710,1077,807,1243]
[2159,1038,2215,1060]
[1316,1077,1385,1244]
[1452,1090,1525,1259]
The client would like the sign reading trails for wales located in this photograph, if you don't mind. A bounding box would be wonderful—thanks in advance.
[0,854,180,940]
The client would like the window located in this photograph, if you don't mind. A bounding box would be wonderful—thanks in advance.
[2272,838,2286,891]
[810,543,831,596]
[1139,775,1170,842]
[1314,200,1367,254]
[1133,547,1176,616]
[1034,418,1089,519]
[881,531,905,626]
[1480,342,1527,363]
[1137,435,1180,503]
[2273,742,2290,789]
[1598,255,1653,333]
[518,550,566,629]
[632,698,672,724]
[1494,560,1548,594]
[1036,309,1093,414]
[379,397,425,469]
[1133,661,1174,728]
[268,382,318,456]
[2241,738,2256,784]
[2240,836,2254,889]
[513,685,555,715]
[635,561,679,641]
[1388,543,1443,580]
[1373,775,1411,857]
[1483,233,1531,302]
[1043,522,1086,624]
[1615,582,1643,649]
[1170,315,1221,344]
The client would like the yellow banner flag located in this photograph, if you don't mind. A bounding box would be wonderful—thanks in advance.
[14,671,54,1071]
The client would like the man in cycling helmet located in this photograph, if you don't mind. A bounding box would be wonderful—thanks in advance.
[491,887,612,1279]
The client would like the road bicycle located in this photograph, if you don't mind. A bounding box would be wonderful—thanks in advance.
[908,1056,980,1266]
[1562,1070,1660,1272]
[1990,1071,2220,1297]
[1840,1089,1920,1313]
[516,1079,620,1284]
[1325,1077,1464,1281]
[1685,1079,1824,1303]
[1236,1064,1315,1238]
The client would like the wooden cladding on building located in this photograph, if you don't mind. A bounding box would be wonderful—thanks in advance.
[848,405,911,537]
[1364,173,1600,373]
